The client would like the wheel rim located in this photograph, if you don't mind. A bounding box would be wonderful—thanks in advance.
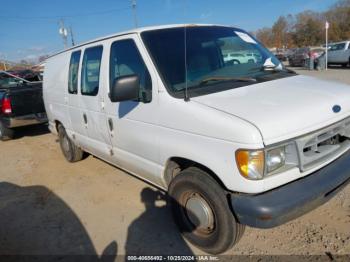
[61,132,70,153]
[183,192,215,235]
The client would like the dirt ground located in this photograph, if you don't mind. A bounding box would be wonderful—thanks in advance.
[0,67,349,259]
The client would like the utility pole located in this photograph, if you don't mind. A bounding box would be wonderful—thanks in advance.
[131,0,138,28]
[70,26,75,46]
[59,19,68,49]
[1,54,7,71]
[325,21,329,71]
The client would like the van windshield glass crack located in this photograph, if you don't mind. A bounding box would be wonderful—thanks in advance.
[141,26,296,98]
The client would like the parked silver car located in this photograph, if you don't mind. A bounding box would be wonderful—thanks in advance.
[327,41,350,67]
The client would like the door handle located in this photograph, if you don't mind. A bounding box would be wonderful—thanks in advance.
[108,118,113,131]
[83,113,88,124]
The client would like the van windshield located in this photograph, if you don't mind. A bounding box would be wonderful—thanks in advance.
[141,26,295,98]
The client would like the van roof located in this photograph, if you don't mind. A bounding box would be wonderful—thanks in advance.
[48,23,233,58]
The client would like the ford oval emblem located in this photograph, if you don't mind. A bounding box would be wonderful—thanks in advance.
[332,105,341,113]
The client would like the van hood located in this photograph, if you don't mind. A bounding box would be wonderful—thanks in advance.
[192,75,350,145]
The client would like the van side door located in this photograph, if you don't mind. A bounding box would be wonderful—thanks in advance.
[67,50,88,141]
[78,45,113,160]
[104,35,162,185]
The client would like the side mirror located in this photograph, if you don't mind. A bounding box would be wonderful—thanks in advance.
[109,74,140,102]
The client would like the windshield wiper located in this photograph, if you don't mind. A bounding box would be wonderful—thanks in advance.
[199,76,257,86]
[262,65,296,75]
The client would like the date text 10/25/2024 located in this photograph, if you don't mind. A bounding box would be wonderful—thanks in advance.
[126,255,220,261]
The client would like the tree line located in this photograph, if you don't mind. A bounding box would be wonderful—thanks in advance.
[254,0,350,48]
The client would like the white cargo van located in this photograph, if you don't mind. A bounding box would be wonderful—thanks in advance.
[43,24,350,254]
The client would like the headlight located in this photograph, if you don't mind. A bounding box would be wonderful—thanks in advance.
[266,147,286,173]
[236,143,298,180]
[236,149,264,180]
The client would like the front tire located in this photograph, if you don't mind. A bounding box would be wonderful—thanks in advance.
[168,167,245,254]
[58,125,84,162]
[0,122,14,141]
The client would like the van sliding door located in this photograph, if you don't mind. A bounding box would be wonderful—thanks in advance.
[78,45,113,160]
[67,50,87,141]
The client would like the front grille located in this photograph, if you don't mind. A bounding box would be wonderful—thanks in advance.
[295,118,350,171]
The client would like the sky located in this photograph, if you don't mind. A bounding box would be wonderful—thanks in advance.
[0,0,338,62]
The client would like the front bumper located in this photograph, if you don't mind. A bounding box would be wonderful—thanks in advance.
[230,150,350,228]
[2,113,47,128]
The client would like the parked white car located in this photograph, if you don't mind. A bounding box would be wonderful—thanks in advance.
[223,52,258,64]
[327,41,350,66]
[43,24,350,254]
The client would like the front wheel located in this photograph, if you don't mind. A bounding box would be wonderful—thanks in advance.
[168,167,245,254]
[58,125,84,162]
[0,122,14,141]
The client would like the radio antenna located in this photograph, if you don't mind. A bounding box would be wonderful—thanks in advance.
[184,25,189,101]
[183,0,189,101]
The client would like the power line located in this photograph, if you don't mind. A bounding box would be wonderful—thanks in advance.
[0,7,131,21]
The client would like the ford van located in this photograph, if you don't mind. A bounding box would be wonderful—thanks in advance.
[43,24,350,254]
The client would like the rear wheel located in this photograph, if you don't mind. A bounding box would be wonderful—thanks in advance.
[168,167,245,254]
[58,125,84,162]
[0,122,14,141]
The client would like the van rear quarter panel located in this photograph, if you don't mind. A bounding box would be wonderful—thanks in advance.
[43,53,71,131]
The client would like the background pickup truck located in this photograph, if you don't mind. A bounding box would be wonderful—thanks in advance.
[0,70,47,140]
[327,40,350,67]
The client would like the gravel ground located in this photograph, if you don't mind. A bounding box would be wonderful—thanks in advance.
[0,67,349,260]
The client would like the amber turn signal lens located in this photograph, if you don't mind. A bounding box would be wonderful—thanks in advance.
[236,149,264,180]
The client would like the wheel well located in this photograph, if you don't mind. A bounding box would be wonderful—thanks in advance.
[54,120,62,132]
[164,157,227,190]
